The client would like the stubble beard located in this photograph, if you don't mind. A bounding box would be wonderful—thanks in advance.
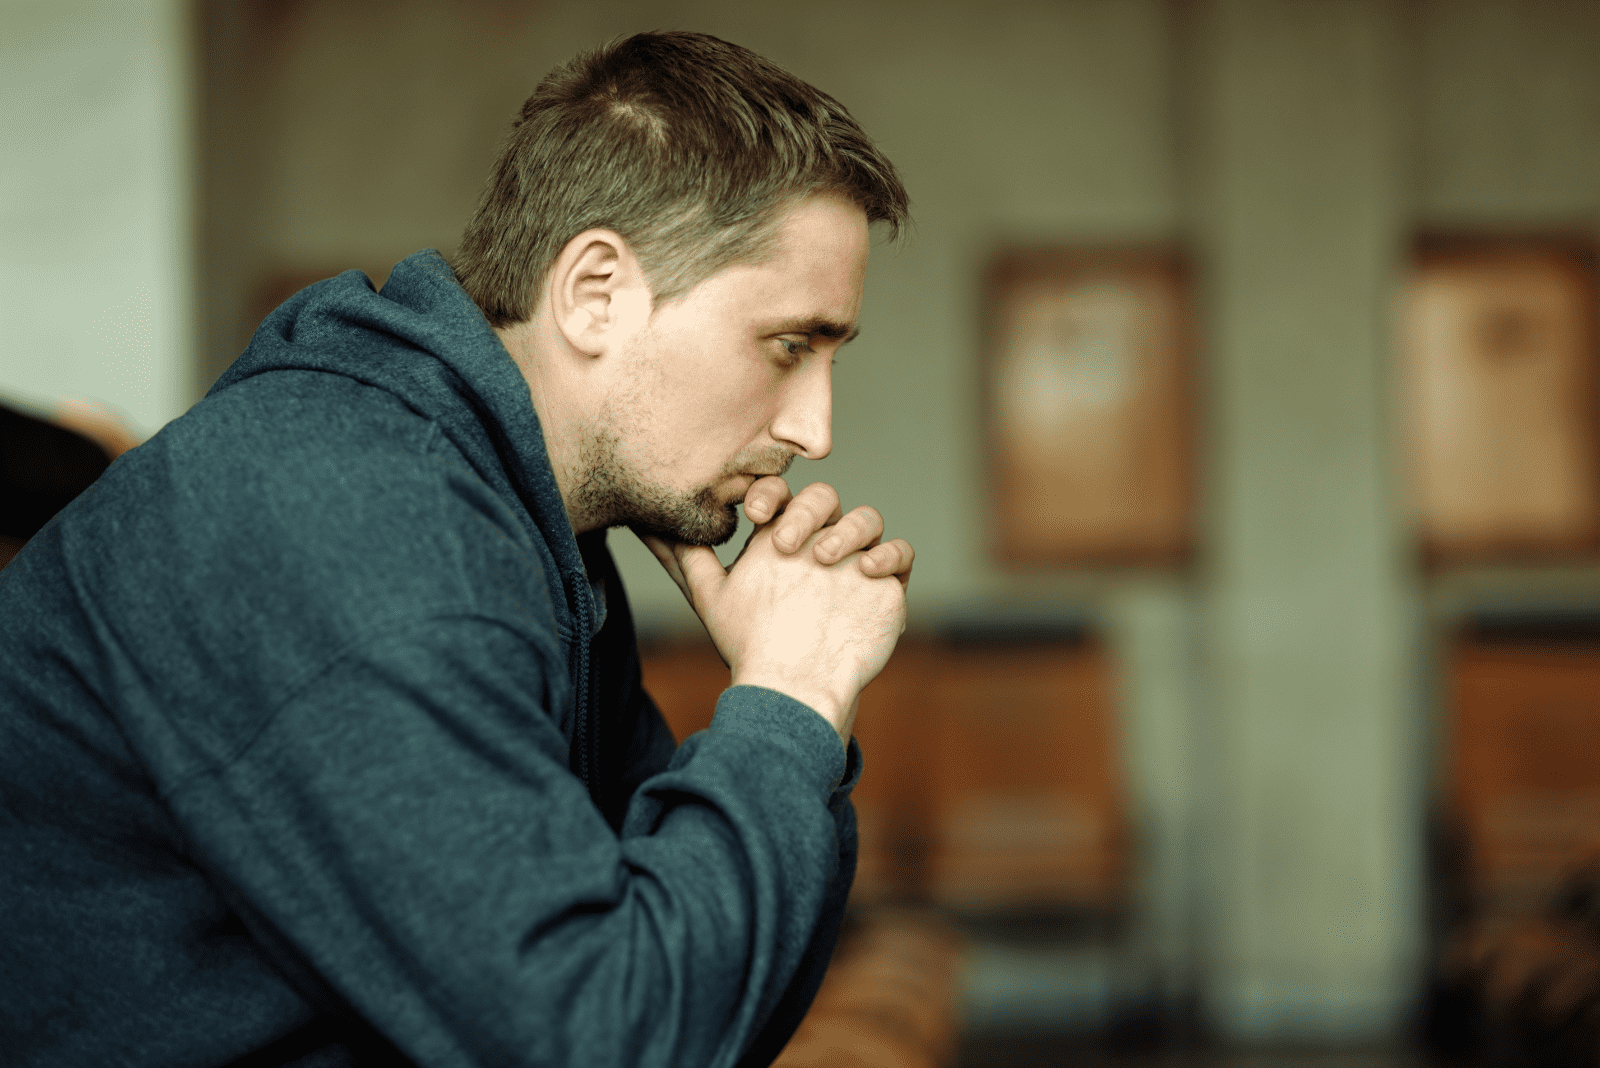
[573,423,793,548]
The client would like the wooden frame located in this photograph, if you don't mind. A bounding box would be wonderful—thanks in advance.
[1400,237,1600,562]
[983,249,1196,566]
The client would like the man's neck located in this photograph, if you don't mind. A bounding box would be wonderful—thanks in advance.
[494,318,592,534]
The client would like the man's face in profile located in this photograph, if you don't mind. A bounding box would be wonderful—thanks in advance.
[577,192,872,546]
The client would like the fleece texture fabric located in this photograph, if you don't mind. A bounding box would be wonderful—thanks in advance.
[0,249,860,1068]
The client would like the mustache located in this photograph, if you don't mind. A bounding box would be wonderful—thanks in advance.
[726,447,796,481]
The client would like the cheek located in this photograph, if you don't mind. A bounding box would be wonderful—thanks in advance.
[675,368,783,445]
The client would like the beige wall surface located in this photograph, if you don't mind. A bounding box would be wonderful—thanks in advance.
[1415,0,1600,230]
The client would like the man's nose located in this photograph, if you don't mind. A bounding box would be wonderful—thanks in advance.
[770,359,833,461]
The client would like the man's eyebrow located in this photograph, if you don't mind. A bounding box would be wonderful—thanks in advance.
[768,317,861,344]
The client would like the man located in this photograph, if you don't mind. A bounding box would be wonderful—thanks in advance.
[0,30,911,1068]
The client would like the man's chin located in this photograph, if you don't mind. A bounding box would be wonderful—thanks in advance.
[624,501,740,548]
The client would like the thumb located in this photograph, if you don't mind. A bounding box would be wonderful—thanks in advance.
[672,544,728,608]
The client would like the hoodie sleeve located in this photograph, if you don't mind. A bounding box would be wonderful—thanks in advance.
[164,613,854,1068]
[734,736,861,1068]
[596,626,864,1068]
[587,547,862,1066]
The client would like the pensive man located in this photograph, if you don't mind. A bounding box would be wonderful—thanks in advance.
[0,30,912,1068]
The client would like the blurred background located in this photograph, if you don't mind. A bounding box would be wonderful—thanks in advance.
[8,1,1600,1065]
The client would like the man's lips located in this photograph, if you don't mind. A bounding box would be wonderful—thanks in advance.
[722,471,784,506]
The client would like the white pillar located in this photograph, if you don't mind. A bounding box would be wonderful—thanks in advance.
[1109,579,1203,1015]
[0,0,195,437]
[1191,0,1422,1041]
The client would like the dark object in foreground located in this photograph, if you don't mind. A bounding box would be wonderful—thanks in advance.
[0,403,111,542]
[1,403,112,567]
[1428,862,1600,1068]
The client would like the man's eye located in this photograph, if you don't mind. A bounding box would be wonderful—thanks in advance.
[777,337,810,362]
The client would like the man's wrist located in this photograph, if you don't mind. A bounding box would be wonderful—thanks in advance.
[729,667,850,741]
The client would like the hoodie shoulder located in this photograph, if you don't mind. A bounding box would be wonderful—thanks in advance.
[154,361,542,615]
[59,247,570,660]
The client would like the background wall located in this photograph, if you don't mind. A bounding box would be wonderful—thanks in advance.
[12,0,1600,1047]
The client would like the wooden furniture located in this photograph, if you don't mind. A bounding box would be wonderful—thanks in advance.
[1400,240,1600,561]
[984,250,1195,565]
[640,634,1128,912]
[1434,625,1600,1059]
[1445,631,1600,906]
[919,639,1125,910]
[773,910,964,1068]
[637,638,728,743]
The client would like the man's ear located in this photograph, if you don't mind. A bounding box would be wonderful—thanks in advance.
[545,229,652,357]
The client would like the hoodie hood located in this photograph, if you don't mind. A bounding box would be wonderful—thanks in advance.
[211,249,593,644]
[209,249,605,786]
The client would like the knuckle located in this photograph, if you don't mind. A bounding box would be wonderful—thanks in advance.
[799,482,838,511]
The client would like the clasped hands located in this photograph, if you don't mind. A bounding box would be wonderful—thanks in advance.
[639,478,912,745]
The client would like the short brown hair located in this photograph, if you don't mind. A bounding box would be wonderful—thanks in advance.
[453,31,909,327]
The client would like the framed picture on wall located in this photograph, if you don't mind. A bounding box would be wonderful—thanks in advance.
[1400,238,1600,562]
[983,249,1195,566]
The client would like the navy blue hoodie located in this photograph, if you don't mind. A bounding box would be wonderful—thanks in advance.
[0,250,859,1067]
